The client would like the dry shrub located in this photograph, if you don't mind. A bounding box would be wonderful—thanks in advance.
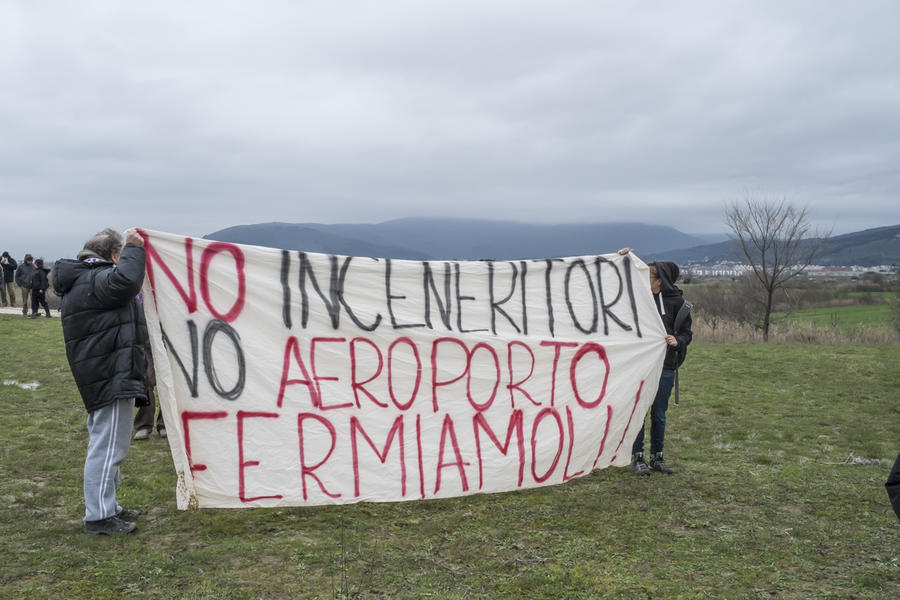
[691,318,899,345]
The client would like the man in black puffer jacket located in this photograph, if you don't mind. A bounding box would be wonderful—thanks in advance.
[52,228,148,535]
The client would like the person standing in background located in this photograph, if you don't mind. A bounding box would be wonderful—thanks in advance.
[15,253,35,315]
[28,258,52,318]
[1,251,17,307]
[133,344,165,440]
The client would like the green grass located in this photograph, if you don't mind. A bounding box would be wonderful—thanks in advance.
[2,314,899,599]
[772,304,893,333]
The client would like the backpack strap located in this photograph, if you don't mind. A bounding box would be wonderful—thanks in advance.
[673,300,692,335]
[674,369,680,406]
[672,300,692,405]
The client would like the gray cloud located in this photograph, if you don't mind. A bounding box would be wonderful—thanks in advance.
[1,1,898,260]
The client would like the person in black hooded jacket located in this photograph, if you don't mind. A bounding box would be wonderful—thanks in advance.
[0,251,17,307]
[28,258,52,318]
[52,228,148,535]
[619,250,693,475]
[15,253,35,316]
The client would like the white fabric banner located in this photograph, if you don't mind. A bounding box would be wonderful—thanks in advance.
[138,229,666,509]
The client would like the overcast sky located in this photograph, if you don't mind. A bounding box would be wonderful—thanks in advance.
[2,1,898,260]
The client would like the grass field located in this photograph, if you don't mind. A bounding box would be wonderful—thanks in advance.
[846,292,895,300]
[772,304,893,333]
[1,314,898,599]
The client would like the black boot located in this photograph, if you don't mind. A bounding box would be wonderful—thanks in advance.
[649,452,674,474]
[632,452,651,476]
[84,515,137,535]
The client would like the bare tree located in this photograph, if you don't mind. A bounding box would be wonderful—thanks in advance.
[725,197,829,341]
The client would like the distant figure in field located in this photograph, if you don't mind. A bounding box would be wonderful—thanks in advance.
[887,452,900,521]
[53,228,149,535]
[28,258,52,318]
[1,251,17,307]
[618,248,693,476]
[15,253,36,316]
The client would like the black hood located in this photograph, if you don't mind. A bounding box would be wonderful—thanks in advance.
[651,261,682,296]
[52,257,113,296]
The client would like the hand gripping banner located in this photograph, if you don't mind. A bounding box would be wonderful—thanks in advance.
[138,229,667,509]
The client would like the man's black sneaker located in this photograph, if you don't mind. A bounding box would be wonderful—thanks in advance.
[84,515,137,535]
[632,453,651,476]
[649,452,674,474]
[117,508,140,521]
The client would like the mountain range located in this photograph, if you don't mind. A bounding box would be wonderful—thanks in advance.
[646,224,900,267]
[204,219,900,267]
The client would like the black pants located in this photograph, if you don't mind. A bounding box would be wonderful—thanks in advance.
[31,289,49,316]
[888,452,900,521]
[133,391,165,432]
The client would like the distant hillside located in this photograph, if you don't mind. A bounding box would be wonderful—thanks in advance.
[205,220,900,266]
[205,218,709,260]
[206,223,432,260]
[814,225,900,265]
[647,224,900,267]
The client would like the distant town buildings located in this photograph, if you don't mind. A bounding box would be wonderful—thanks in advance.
[804,264,898,277]
[685,262,898,279]
[686,262,752,277]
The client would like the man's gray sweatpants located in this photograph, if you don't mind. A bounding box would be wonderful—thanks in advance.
[84,398,135,522]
